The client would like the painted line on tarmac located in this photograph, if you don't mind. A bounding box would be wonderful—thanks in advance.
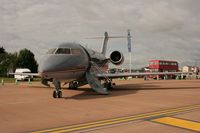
[152,117,200,132]
[31,104,200,133]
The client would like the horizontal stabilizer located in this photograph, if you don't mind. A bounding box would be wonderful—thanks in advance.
[86,31,131,55]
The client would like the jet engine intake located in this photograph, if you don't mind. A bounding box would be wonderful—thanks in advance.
[110,51,124,65]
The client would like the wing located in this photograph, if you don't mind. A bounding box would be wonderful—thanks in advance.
[9,73,40,77]
[96,72,190,79]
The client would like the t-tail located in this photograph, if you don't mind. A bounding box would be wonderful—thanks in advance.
[101,30,132,55]
[101,32,109,55]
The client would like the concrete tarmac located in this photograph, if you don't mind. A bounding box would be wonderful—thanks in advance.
[0,79,200,133]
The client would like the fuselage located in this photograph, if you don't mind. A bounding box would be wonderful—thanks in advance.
[39,42,108,82]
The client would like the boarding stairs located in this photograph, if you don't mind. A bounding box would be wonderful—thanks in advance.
[86,61,109,94]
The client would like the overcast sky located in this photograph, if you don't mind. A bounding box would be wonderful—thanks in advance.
[1,0,200,68]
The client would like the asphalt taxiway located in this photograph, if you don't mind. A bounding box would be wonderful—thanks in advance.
[0,79,200,133]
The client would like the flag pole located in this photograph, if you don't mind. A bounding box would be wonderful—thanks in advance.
[130,52,131,73]
[127,29,132,73]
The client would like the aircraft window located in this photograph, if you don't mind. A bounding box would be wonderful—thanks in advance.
[71,49,81,55]
[55,48,71,54]
[47,48,56,54]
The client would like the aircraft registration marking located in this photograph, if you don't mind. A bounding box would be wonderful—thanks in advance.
[152,117,200,132]
[31,104,200,133]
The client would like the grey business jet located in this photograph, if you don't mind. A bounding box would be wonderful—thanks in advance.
[11,31,189,98]
[39,31,126,98]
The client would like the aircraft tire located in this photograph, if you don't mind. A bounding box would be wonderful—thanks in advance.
[104,82,112,90]
[108,82,113,90]
[69,81,78,89]
[69,82,73,89]
[53,90,57,98]
[58,91,62,98]
[74,82,78,89]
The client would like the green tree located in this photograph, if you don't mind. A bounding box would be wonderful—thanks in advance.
[0,46,7,76]
[0,46,6,54]
[0,53,8,76]
[0,52,18,76]
[16,49,38,73]
[7,52,18,72]
[0,47,15,76]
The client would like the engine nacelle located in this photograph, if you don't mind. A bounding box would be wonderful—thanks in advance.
[110,51,124,65]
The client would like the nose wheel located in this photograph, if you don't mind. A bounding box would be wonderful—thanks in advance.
[53,90,62,98]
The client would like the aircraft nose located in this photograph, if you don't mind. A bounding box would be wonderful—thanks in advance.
[38,60,50,76]
[38,55,70,76]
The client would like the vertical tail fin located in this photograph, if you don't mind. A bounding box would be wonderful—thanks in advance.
[101,32,109,55]
[89,31,129,55]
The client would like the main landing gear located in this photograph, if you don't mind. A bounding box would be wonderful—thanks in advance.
[52,79,62,98]
[103,81,113,90]
[68,81,78,89]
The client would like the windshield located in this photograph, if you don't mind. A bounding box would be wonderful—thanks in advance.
[55,48,71,54]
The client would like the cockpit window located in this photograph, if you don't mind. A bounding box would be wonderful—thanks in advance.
[47,48,81,55]
[55,48,71,54]
[47,48,56,54]
[71,49,81,55]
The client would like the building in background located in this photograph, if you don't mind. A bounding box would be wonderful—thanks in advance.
[182,66,199,74]
[182,66,192,73]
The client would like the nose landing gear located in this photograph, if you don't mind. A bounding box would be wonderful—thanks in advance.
[53,90,62,98]
[52,79,62,98]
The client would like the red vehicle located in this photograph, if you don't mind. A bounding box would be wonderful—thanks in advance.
[148,60,179,79]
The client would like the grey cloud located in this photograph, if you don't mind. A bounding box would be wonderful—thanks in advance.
[1,0,200,68]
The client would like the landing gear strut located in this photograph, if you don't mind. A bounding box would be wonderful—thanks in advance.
[52,79,62,98]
